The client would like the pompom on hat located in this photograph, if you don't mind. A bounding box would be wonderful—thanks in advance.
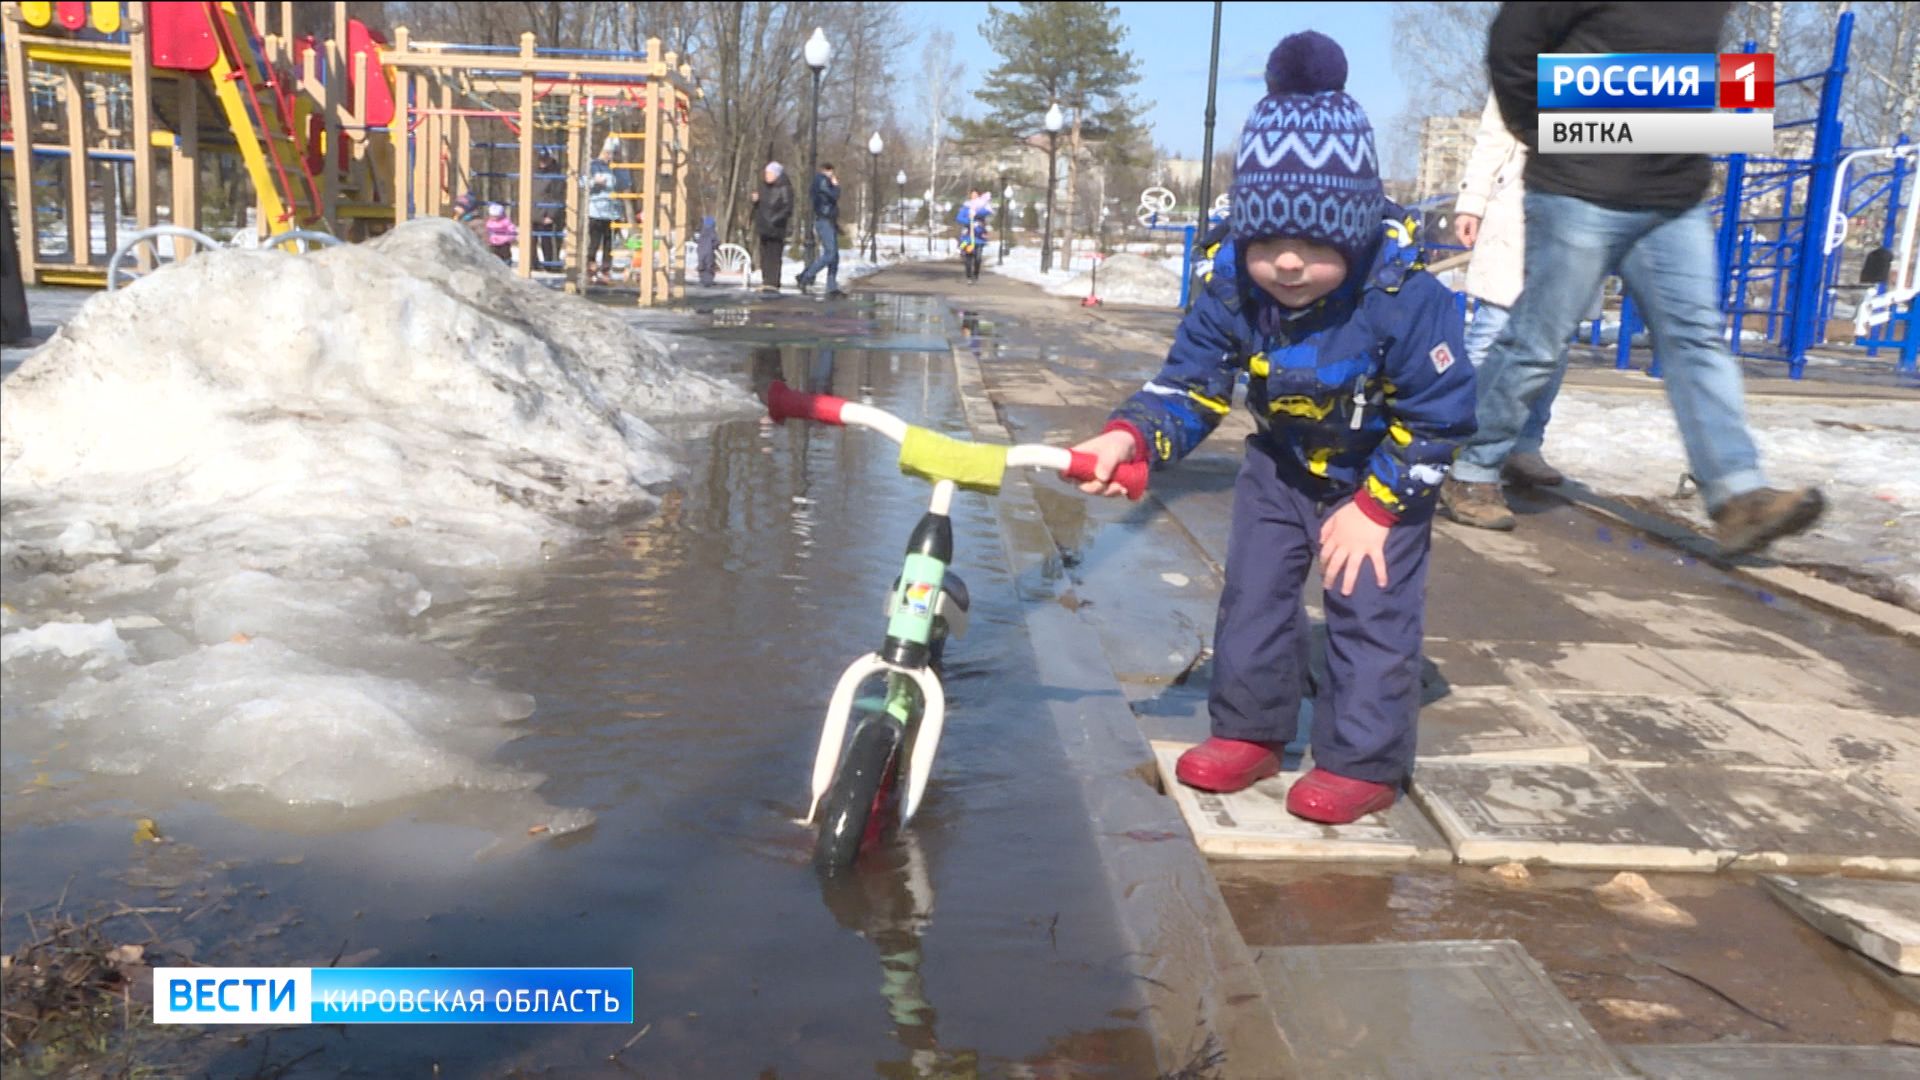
[1229,30,1385,267]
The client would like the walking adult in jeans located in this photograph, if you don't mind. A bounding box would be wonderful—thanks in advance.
[1443,1,1823,555]
[795,163,844,297]
[751,162,794,296]
[1454,92,1566,489]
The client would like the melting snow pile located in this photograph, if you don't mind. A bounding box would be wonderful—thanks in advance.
[1046,253,1183,307]
[0,219,753,824]
[1544,389,1920,606]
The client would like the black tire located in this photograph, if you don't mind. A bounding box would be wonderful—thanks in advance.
[813,716,903,876]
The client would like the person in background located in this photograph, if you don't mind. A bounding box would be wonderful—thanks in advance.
[450,192,490,249]
[955,189,993,283]
[795,162,844,298]
[696,214,720,287]
[535,150,566,268]
[1443,1,1823,555]
[485,203,517,263]
[587,137,623,286]
[1453,92,1566,489]
[751,162,795,297]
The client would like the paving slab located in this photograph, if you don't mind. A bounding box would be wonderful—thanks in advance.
[1534,693,1817,770]
[1485,642,1710,698]
[1254,940,1633,1079]
[1619,1042,1920,1078]
[1764,875,1920,974]
[1862,769,1920,818]
[1410,763,1724,870]
[1152,742,1449,863]
[1729,702,1920,777]
[1630,769,1920,875]
[1418,687,1594,764]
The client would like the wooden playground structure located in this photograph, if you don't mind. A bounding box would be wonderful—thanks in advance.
[1,2,696,304]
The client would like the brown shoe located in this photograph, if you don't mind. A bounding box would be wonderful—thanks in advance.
[1502,451,1565,487]
[1711,487,1825,556]
[1441,478,1515,531]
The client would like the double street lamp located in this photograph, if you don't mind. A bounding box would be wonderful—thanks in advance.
[803,29,830,267]
[1040,102,1064,273]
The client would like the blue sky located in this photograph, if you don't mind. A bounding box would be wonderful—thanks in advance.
[914,2,1408,167]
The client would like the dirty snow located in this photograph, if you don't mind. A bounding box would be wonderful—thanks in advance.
[1,218,753,825]
[1044,252,1186,308]
[1542,388,1920,604]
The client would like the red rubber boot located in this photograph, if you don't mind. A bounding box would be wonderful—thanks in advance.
[1285,767,1397,824]
[1175,737,1287,794]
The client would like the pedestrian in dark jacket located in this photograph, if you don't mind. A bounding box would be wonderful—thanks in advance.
[1,178,31,345]
[795,163,843,297]
[751,162,794,295]
[535,151,565,267]
[696,214,719,287]
[1072,31,1475,825]
[1442,1,1823,556]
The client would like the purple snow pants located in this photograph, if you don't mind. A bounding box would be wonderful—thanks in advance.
[1208,438,1432,784]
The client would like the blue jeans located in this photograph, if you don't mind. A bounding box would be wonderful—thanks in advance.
[1465,302,1560,458]
[797,218,839,290]
[1454,192,1766,511]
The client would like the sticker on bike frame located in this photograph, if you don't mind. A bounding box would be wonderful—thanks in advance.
[887,554,946,645]
[903,582,936,617]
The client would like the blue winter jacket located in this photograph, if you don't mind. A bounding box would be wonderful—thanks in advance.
[955,202,991,242]
[1107,212,1475,522]
[811,172,840,222]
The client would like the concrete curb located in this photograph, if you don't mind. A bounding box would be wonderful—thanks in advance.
[947,326,1297,1079]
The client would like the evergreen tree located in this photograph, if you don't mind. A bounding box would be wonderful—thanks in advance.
[959,2,1139,266]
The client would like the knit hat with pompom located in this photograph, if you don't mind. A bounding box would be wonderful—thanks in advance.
[1229,31,1384,266]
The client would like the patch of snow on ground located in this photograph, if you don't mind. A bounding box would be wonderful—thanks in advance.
[1,219,755,827]
[1045,253,1184,308]
[1542,388,1920,604]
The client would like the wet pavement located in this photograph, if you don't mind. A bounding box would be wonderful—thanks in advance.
[856,258,1920,1069]
[2,289,1168,1075]
[9,259,1920,1076]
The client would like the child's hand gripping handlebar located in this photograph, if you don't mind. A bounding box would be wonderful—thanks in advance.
[764,381,1148,501]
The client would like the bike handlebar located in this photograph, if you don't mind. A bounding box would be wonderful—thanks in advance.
[764,381,1148,501]
[766,379,847,425]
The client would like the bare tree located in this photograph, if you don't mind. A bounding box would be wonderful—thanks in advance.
[1386,1,1497,181]
[918,30,967,209]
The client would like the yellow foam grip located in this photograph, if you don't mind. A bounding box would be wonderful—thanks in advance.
[898,427,1008,494]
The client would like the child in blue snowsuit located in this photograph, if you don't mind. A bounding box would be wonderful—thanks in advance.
[955,193,992,248]
[1074,31,1476,824]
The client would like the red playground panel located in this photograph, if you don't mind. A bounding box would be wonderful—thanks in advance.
[149,1,219,72]
[347,20,394,127]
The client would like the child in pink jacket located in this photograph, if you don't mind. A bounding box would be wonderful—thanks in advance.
[486,204,518,263]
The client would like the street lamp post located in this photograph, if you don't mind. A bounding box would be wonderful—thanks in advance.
[999,182,1012,265]
[866,131,884,261]
[803,29,831,268]
[1190,1,1223,313]
[895,169,906,256]
[1040,102,1064,274]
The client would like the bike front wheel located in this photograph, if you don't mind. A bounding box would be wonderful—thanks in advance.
[813,714,904,876]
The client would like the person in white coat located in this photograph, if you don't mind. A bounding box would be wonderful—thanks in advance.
[1452,92,1568,489]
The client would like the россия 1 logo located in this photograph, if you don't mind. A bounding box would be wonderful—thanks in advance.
[1534,52,1774,154]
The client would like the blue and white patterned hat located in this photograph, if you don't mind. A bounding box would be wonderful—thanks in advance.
[1230,31,1384,266]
